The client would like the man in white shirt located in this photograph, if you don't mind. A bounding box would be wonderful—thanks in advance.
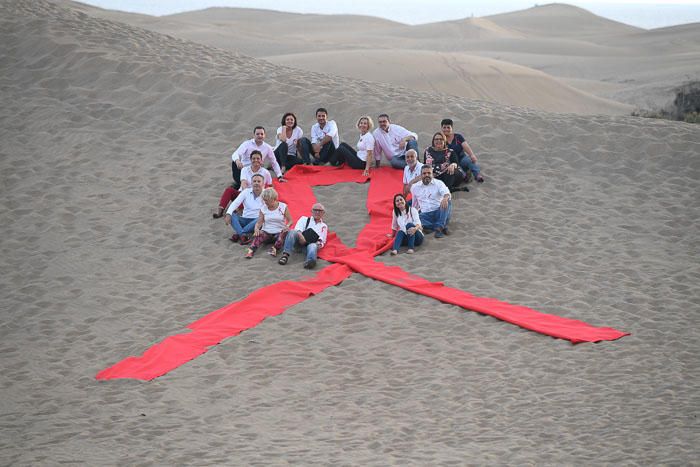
[231,126,284,188]
[410,165,452,238]
[299,108,341,166]
[373,113,418,170]
[224,174,265,244]
[278,202,329,269]
[402,149,423,197]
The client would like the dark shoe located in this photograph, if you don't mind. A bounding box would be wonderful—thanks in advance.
[422,227,433,234]
[442,227,450,236]
[240,235,252,245]
[303,259,317,269]
[229,234,240,243]
[213,208,224,219]
[461,185,470,192]
[278,253,289,265]
[435,228,445,238]
[476,174,485,183]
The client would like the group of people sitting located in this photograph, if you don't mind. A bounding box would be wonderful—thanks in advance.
[213,108,486,265]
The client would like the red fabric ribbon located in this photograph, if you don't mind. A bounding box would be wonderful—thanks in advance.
[97,165,628,381]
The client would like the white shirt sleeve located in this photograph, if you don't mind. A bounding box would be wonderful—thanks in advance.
[226,189,247,216]
[231,140,247,162]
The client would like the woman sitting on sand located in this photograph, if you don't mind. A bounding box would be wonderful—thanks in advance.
[245,187,292,259]
[390,193,424,255]
[334,116,375,176]
[274,112,306,170]
[423,131,467,192]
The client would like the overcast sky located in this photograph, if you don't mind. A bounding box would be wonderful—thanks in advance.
[80,1,700,29]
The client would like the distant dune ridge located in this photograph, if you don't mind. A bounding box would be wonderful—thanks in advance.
[66,0,699,114]
[1,0,700,464]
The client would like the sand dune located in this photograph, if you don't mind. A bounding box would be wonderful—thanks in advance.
[2,0,699,464]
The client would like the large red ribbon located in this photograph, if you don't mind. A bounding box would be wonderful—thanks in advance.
[97,165,628,381]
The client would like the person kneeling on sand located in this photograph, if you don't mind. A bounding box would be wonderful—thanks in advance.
[390,193,424,255]
[224,174,265,245]
[245,187,292,259]
[278,203,328,269]
[410,165,452,238]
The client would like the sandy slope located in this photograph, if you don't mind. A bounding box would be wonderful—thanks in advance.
[65,0,698,115]
[1,0,699,464]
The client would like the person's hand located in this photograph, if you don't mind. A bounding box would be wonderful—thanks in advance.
[470,154,478,163]
[363,169,370,177]
[399,139,407,150]
[277,176,287,183]
[440,196,449,210]
[224,214,231,225]
[235,160,243,169]
[407,227,417,235]
[447,163,456,175]
[386,232,393,238]
[254,228,261,237]
[282,225,289,233]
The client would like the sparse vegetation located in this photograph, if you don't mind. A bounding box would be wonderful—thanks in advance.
[633,81,700,124]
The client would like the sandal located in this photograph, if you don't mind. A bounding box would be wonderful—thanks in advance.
[244,248,254,259]
[278,253,289,265]
[268,246,277,257]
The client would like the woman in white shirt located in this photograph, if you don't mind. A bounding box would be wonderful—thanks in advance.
[274,112,306,170]
[390,193,424,255]
[246,187,292,258]
[335,116,375,176]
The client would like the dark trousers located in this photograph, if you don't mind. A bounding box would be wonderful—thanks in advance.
[299,137,339,166]
[335,142,366,169]
[274,142,307,170]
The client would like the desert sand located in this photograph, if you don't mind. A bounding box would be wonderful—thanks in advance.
[1,0,699,464]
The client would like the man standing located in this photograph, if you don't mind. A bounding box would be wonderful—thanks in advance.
[224,174,265,244]
[278,202,328,269]
[373,114,419,169]
[231,126,284,188]
[300,108,340,165]
[402,149,423,197]
[410,165,452,238]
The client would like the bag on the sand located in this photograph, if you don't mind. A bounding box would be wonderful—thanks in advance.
[301,216,320,243]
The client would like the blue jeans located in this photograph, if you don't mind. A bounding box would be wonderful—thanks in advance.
[389,139,419,169]
[231,215,256,236]
[393,222,424,251]
[283,231,319,262]
[459,153,481,177]
[419,201,452,230]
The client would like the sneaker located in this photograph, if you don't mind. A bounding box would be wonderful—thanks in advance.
[435,228,445,238]
[406,249,415,254]
[390,250,398,256]
[239,235,252,245]
[229,234,240,243]
[303,259,317,269]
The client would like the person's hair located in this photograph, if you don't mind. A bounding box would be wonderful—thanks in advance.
[440,118,454,127]
[377,113,390,121]
[421,165,433,174]
[250,150,262,160]
[253,126,265,133]
[251,173,265,182]
[393,193,407,217]
[405,149,417,159]
[356,115,374,131]
[281,112,297,128]
[315,107,328,116]
[432,131,447,146]
[261,187,278,202]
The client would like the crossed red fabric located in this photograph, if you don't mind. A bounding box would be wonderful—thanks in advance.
[97,165,628,381]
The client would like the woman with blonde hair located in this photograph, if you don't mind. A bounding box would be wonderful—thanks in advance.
[245,187,292,259]
[334,115,375,176]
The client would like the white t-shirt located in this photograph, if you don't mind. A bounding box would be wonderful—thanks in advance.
[240,165,272,186]
[274,126,303,156]
[260,201,288,234]
[226,188,263,219]
[293,216,328,248]
[391,207,422,233]
[373,124,418,158]
[356,132,375,162]
[403,161,424,185]
[310,120,340,148]
[230,139,282,177]
[410,178,451,214]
